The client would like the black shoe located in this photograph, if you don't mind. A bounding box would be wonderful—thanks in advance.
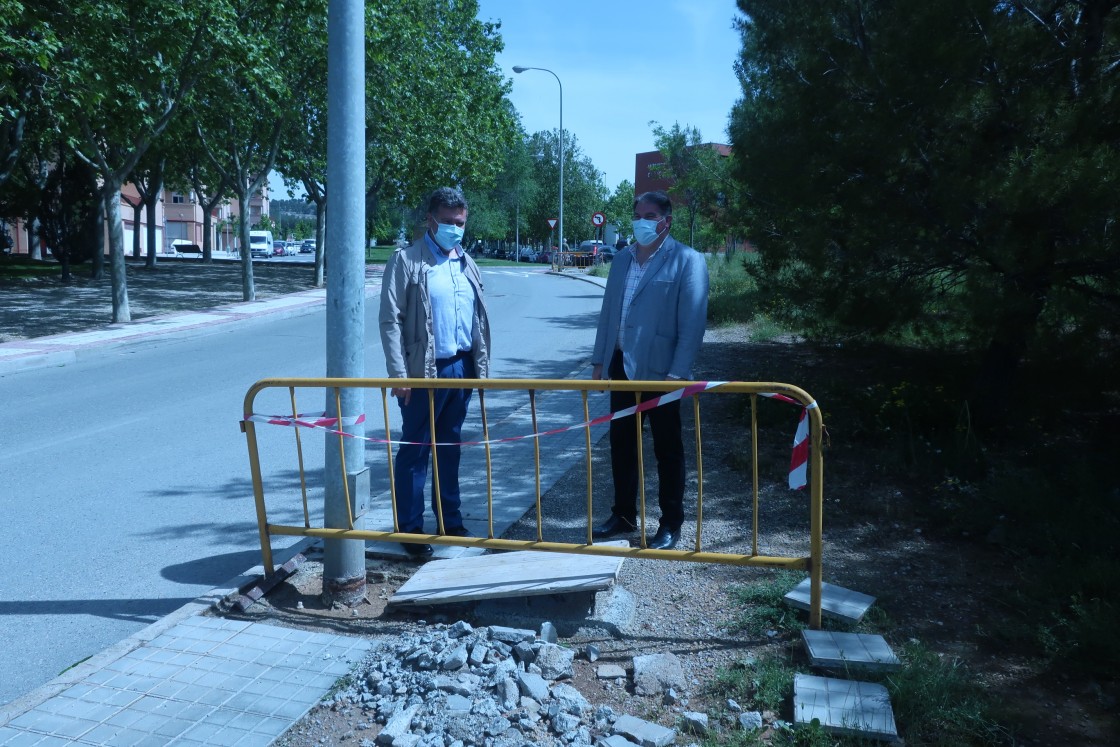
[647,527,681,550]
[401,542,433,558]
[592,515,637,539]
[445,526,472,537]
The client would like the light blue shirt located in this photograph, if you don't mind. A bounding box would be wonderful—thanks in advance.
[424,233,476,360]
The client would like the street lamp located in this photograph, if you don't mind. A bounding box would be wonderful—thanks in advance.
[512,65,563,270]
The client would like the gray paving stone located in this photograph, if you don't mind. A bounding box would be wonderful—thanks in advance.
[0,620,371,747]
[784,578,876,623]
[801,630,901,672]
[793,674,897,740]
[614,713,676,747]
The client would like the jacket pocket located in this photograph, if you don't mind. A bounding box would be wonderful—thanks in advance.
[405,339,425,373]
[650,333,674,377]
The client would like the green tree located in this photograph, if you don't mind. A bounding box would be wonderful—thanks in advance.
[194,0,320,301]
[363,0,516,217]
[42,0,217,320]
[730,0,1120,418]
[650,122,736,251]
[0,1,60,186]
[524,129,607,247]
[603,179,635,243]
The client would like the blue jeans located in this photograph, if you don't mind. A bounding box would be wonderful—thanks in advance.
[393,352,474,534]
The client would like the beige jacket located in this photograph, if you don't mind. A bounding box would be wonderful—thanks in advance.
[378,240,491,379]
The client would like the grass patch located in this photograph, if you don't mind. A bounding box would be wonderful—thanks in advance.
[886,642,1011,746]
[706,253,758,325]
[0,256,61,280]
[727,571,808,637]
[700,643,1011,747]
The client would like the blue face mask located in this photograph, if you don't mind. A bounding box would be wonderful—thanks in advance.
[632,218,664,246]
[432,223,465,252]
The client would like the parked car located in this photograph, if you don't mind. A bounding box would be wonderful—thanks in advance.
[571,240,606,267]
[517,246,538,262]
[300,239,316,254]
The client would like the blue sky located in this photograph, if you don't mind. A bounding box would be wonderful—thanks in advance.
[271,1,745,199]
[481,0,745,190]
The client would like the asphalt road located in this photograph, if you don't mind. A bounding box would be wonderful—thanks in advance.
[0,267,605,707]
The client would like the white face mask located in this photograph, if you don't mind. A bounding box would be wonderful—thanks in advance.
[432,223,465,251]
[632,218,664,246]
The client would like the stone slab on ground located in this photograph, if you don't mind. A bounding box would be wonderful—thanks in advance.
[784,578,876,623]
[387,542,626,607]
[801,630,901,673]
[793,673,898,741]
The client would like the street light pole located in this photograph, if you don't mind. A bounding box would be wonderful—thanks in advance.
[512,65,562,270]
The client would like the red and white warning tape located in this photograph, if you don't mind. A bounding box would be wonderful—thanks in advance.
[244,383,817,489]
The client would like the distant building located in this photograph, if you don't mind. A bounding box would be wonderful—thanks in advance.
[3,183,268,258]
[634,143,731,196]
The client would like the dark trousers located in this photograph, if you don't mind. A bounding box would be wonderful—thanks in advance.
[608,350,685,530]
[393,352,473,534]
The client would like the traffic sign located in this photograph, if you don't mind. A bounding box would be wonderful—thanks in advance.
[547,218,558,229]
[591,212,605,227]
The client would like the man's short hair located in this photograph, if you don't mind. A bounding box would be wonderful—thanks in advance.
[427,187,468,215]
[634,191,673,217]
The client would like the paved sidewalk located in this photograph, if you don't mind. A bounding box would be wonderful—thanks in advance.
[0,267,609,745]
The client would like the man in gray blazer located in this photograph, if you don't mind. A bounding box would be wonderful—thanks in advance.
[590,191,709,550]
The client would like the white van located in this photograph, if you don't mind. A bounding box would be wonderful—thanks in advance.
[248,230,274,259]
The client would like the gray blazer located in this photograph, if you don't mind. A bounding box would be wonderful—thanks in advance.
[591,236,709,381]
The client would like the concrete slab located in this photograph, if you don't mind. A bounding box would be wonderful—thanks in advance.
[793,673,897,741]
[802,630,901,672]
[387,542,626,607]
[784,578,876,623]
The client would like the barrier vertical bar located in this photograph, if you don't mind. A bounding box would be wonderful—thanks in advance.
[530,390,543,541]
[382,387,399,531]
[479,389,495,538]
[635,391,647,548]
[582,390,593,545]
[429,388,445,534]
[334,387,355,529]
[692,393,703,551]
[289,386,311,528]
[241,414,274,575]
[751,393,759,557]
[809,403,824,629]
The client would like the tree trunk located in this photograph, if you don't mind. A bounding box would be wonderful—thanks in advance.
[314,198,326,287]
[90,175,105,280]
[144,165,163,268]
[236,186,255,301]
[144,189,160,268]
[970,273,1052,425]
[103,182,131,322]
[28,218,41,260]
[131,199,142,259]
[202,207,213,262]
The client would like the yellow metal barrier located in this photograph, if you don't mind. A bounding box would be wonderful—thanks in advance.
[240,378,826,628]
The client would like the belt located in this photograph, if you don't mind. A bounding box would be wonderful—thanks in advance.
[436,349,471,364]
